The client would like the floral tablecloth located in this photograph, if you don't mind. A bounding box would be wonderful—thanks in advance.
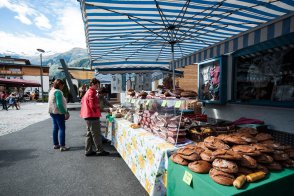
[111,118,178,196]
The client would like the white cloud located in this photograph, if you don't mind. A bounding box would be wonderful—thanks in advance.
[0,0,52,30]
[34,14,52,30]
[0,0,86,56]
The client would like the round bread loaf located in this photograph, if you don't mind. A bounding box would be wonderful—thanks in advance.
[204,136,230,150]
[251,143,274,153]
[232,145,261,156]
[256,133,273,142]
[266,162,283,171]
[221,135,248,145]
[255,154,274,164]
[240,154,257,168]
[179,153,201,161]
[237,166,253,176]
[254,164,269,174]
[188,160,211,173]
[209,168,235,186]
[272,152,289,161]
[212,159,239,174]
[200,150,215,162]
[212,149,242,161]
[170,154,189,166]
[237,127,258,135]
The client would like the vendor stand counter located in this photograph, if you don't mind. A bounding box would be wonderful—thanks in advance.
[167,159,294,196]
[111,118,178,196]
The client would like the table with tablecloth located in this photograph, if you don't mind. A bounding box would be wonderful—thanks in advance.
[167,159,294,196]
[111,118,178,196]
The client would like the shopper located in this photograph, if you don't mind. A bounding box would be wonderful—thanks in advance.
[7,93,19,110]
[48,79,70,151]
[80,78,110,156]
[1,91,8,110]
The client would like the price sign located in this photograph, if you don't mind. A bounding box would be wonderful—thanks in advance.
[183,171,193,186]
[145,100,150,106]
[174,101,182,108]
[161,100,167,107]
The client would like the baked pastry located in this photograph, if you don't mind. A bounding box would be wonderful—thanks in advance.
[239,155,257,168]
[188,160,211,174]
[170,153,189,166]
[212,159,239,174]
[255,154,274,164]
[255,133,273,142]
[221,134,248,145]
[195,142,209,150]
[254,164,269,174]
[237,127,258,135]
[212,149,242,160]
[250,144,274,153]
[285,148,294,158]
[209,168,235,186]
[237,166,253,175]
[281,159,294,168]
[178,148,201,161]
[266,162,283,171]
[272,152,289,161]
[204,136,230,150]
[200,150,215,162]
[232,145,261,156]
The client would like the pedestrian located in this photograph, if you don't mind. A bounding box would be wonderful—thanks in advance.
[7,93,19,110]
[48,79,70,151]
[80,78,110,156]
[0,91,8,110]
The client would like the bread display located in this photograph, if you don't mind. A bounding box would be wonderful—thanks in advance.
[209,168,235,186]
[255,154,274,164]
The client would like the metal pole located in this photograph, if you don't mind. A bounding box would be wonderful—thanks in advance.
[171,43,175,90]
[40,53,44,102]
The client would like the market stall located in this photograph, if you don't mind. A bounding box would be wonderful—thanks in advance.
[111,118,177,196]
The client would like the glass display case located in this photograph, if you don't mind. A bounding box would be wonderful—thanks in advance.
[198,56,227,104]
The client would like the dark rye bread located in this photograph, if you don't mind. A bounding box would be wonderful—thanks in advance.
[209,168,235,186]
[188,160,211,174]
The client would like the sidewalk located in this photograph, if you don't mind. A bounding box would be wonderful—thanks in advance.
[0,110,148,196]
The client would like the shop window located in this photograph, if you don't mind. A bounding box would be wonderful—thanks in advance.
[198,56,227,104]
[233,46,294,107]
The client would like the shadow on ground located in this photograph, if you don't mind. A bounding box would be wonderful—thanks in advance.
[0,149,38,168]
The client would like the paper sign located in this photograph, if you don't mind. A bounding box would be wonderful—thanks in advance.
[183,171,193,186]
[161,100,167,107]
[145,100,150,106]
[174,101,182,108]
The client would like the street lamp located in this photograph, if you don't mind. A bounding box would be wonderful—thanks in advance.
[37,48,45,102]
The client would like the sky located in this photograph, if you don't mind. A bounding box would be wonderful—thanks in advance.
[0,0,86,56]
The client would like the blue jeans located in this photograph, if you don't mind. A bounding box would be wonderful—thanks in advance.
[50,113,66,146]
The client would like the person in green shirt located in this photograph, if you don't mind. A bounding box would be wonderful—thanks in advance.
[48,79,70,151]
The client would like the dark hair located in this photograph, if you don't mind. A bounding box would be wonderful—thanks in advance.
[90,78,100,86]
[53,79,64,89]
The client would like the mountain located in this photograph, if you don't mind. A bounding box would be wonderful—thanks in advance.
[1,48,91,78]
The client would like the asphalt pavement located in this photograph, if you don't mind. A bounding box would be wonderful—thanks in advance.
[0,110,148,196]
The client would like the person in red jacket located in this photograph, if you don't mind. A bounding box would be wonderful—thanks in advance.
[80,78,110,156]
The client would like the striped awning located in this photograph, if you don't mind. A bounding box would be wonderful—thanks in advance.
[79,0,294,67]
